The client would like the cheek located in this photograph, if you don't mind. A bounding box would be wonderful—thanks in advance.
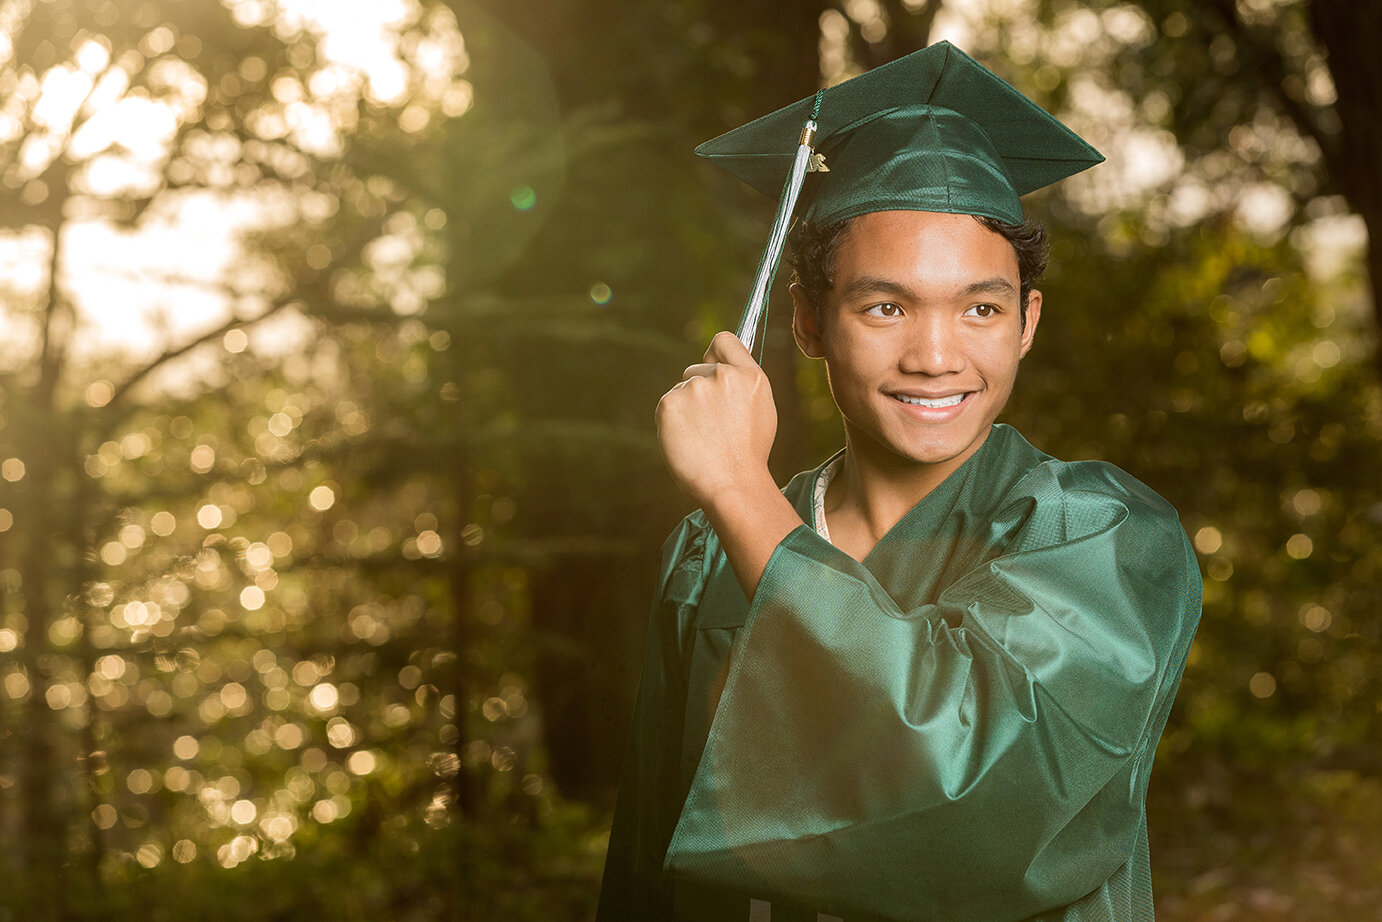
[979,354,1023,396]
[970,328,1025,375]
[823,336,883,392]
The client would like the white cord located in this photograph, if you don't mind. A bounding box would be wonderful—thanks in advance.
[736,119,817,354]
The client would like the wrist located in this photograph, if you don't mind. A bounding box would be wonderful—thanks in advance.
[699,474,803,600]
[700,467,781,522]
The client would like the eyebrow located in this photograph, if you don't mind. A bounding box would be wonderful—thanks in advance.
[839,275,1019,301]
[958,277,1019,299]
[840,275,917,300]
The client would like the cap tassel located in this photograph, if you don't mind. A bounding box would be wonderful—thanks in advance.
[735,91,825,359]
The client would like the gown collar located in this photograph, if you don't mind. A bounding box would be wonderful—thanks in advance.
[804,425,1015,546]
[797,425,1046,587]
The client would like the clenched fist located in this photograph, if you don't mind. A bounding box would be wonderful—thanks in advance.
[656,331,778,508]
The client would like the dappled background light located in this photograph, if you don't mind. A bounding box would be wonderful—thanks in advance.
[2,0,1380,920]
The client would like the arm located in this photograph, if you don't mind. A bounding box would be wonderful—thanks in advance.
[664,476,1201,922]
[655,331,803,598]
[600,333,804,918]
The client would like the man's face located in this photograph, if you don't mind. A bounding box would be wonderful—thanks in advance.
[792,209,1040,475]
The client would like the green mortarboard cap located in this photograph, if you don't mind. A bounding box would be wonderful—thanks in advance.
[698,40,1103,227]
[697,42,1103,354]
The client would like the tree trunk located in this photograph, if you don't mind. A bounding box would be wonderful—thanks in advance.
[529,556,642,799]
[1308,0,1382,375]
[17,401,66,922]
[463,0,836,801]
[15,201,72,921]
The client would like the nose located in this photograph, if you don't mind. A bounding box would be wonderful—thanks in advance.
[899,311,965,376]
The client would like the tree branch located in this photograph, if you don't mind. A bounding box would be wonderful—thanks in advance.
[101,297,295,414]
[103,198,405,414]
[1199,0,1342,176]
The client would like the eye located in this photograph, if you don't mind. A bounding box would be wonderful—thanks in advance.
[865,302,902,317]
[965,303,1000,318]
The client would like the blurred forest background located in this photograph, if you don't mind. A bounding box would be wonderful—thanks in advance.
[1,0,1379,919]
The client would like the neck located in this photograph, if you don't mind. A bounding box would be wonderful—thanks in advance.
[824,426,992,558]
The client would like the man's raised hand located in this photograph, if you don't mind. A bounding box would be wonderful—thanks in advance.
[655,331,778,509]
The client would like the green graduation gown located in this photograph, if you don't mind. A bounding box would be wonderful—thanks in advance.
[597,424,1201,922]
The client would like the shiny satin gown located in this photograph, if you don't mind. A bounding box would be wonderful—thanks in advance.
[597,425,1201,922]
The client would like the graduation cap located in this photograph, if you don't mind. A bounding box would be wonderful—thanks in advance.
[697,41,1104,355]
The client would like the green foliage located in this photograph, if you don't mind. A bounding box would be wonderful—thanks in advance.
[3,795,605,922]
[1150,768,1382,921]
[1,1,1380,919]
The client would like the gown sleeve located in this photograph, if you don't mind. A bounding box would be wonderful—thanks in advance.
[663,464,1201,922]
[596,518,709,921]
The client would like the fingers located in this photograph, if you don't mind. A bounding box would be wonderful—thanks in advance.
[681,362,717,380]
[703,330,756,367]
[684,331,754,380]
[674,332,760,389]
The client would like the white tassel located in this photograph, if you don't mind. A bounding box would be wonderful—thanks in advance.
[735,118,818,355]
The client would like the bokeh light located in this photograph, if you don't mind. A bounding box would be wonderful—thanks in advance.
[0,1,1377,920]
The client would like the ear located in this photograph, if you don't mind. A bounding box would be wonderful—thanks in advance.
[791,283,825,359]
[1018,289,1042,358]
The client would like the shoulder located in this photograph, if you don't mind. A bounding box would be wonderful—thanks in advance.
[996,448,1190,559]
[1061,462,1185,551]
[1019,457,1179,517]
[974,451,1201,654]
[985,427,1175,516]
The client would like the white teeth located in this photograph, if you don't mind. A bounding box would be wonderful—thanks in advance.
[896,393,965,408]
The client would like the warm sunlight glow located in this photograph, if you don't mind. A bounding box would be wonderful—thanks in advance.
[0,0,470,372]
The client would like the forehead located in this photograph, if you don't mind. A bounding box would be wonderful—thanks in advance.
[833,210,1020,291]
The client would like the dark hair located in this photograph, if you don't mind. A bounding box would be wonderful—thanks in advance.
[786,213,1050,329]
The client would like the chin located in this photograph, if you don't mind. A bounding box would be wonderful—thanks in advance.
[851,421,993,470]
[900,438,983,467]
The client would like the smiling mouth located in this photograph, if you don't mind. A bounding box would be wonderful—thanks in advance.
[893,393,968,409]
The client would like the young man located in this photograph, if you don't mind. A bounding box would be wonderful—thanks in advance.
[598,43,1200,922]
